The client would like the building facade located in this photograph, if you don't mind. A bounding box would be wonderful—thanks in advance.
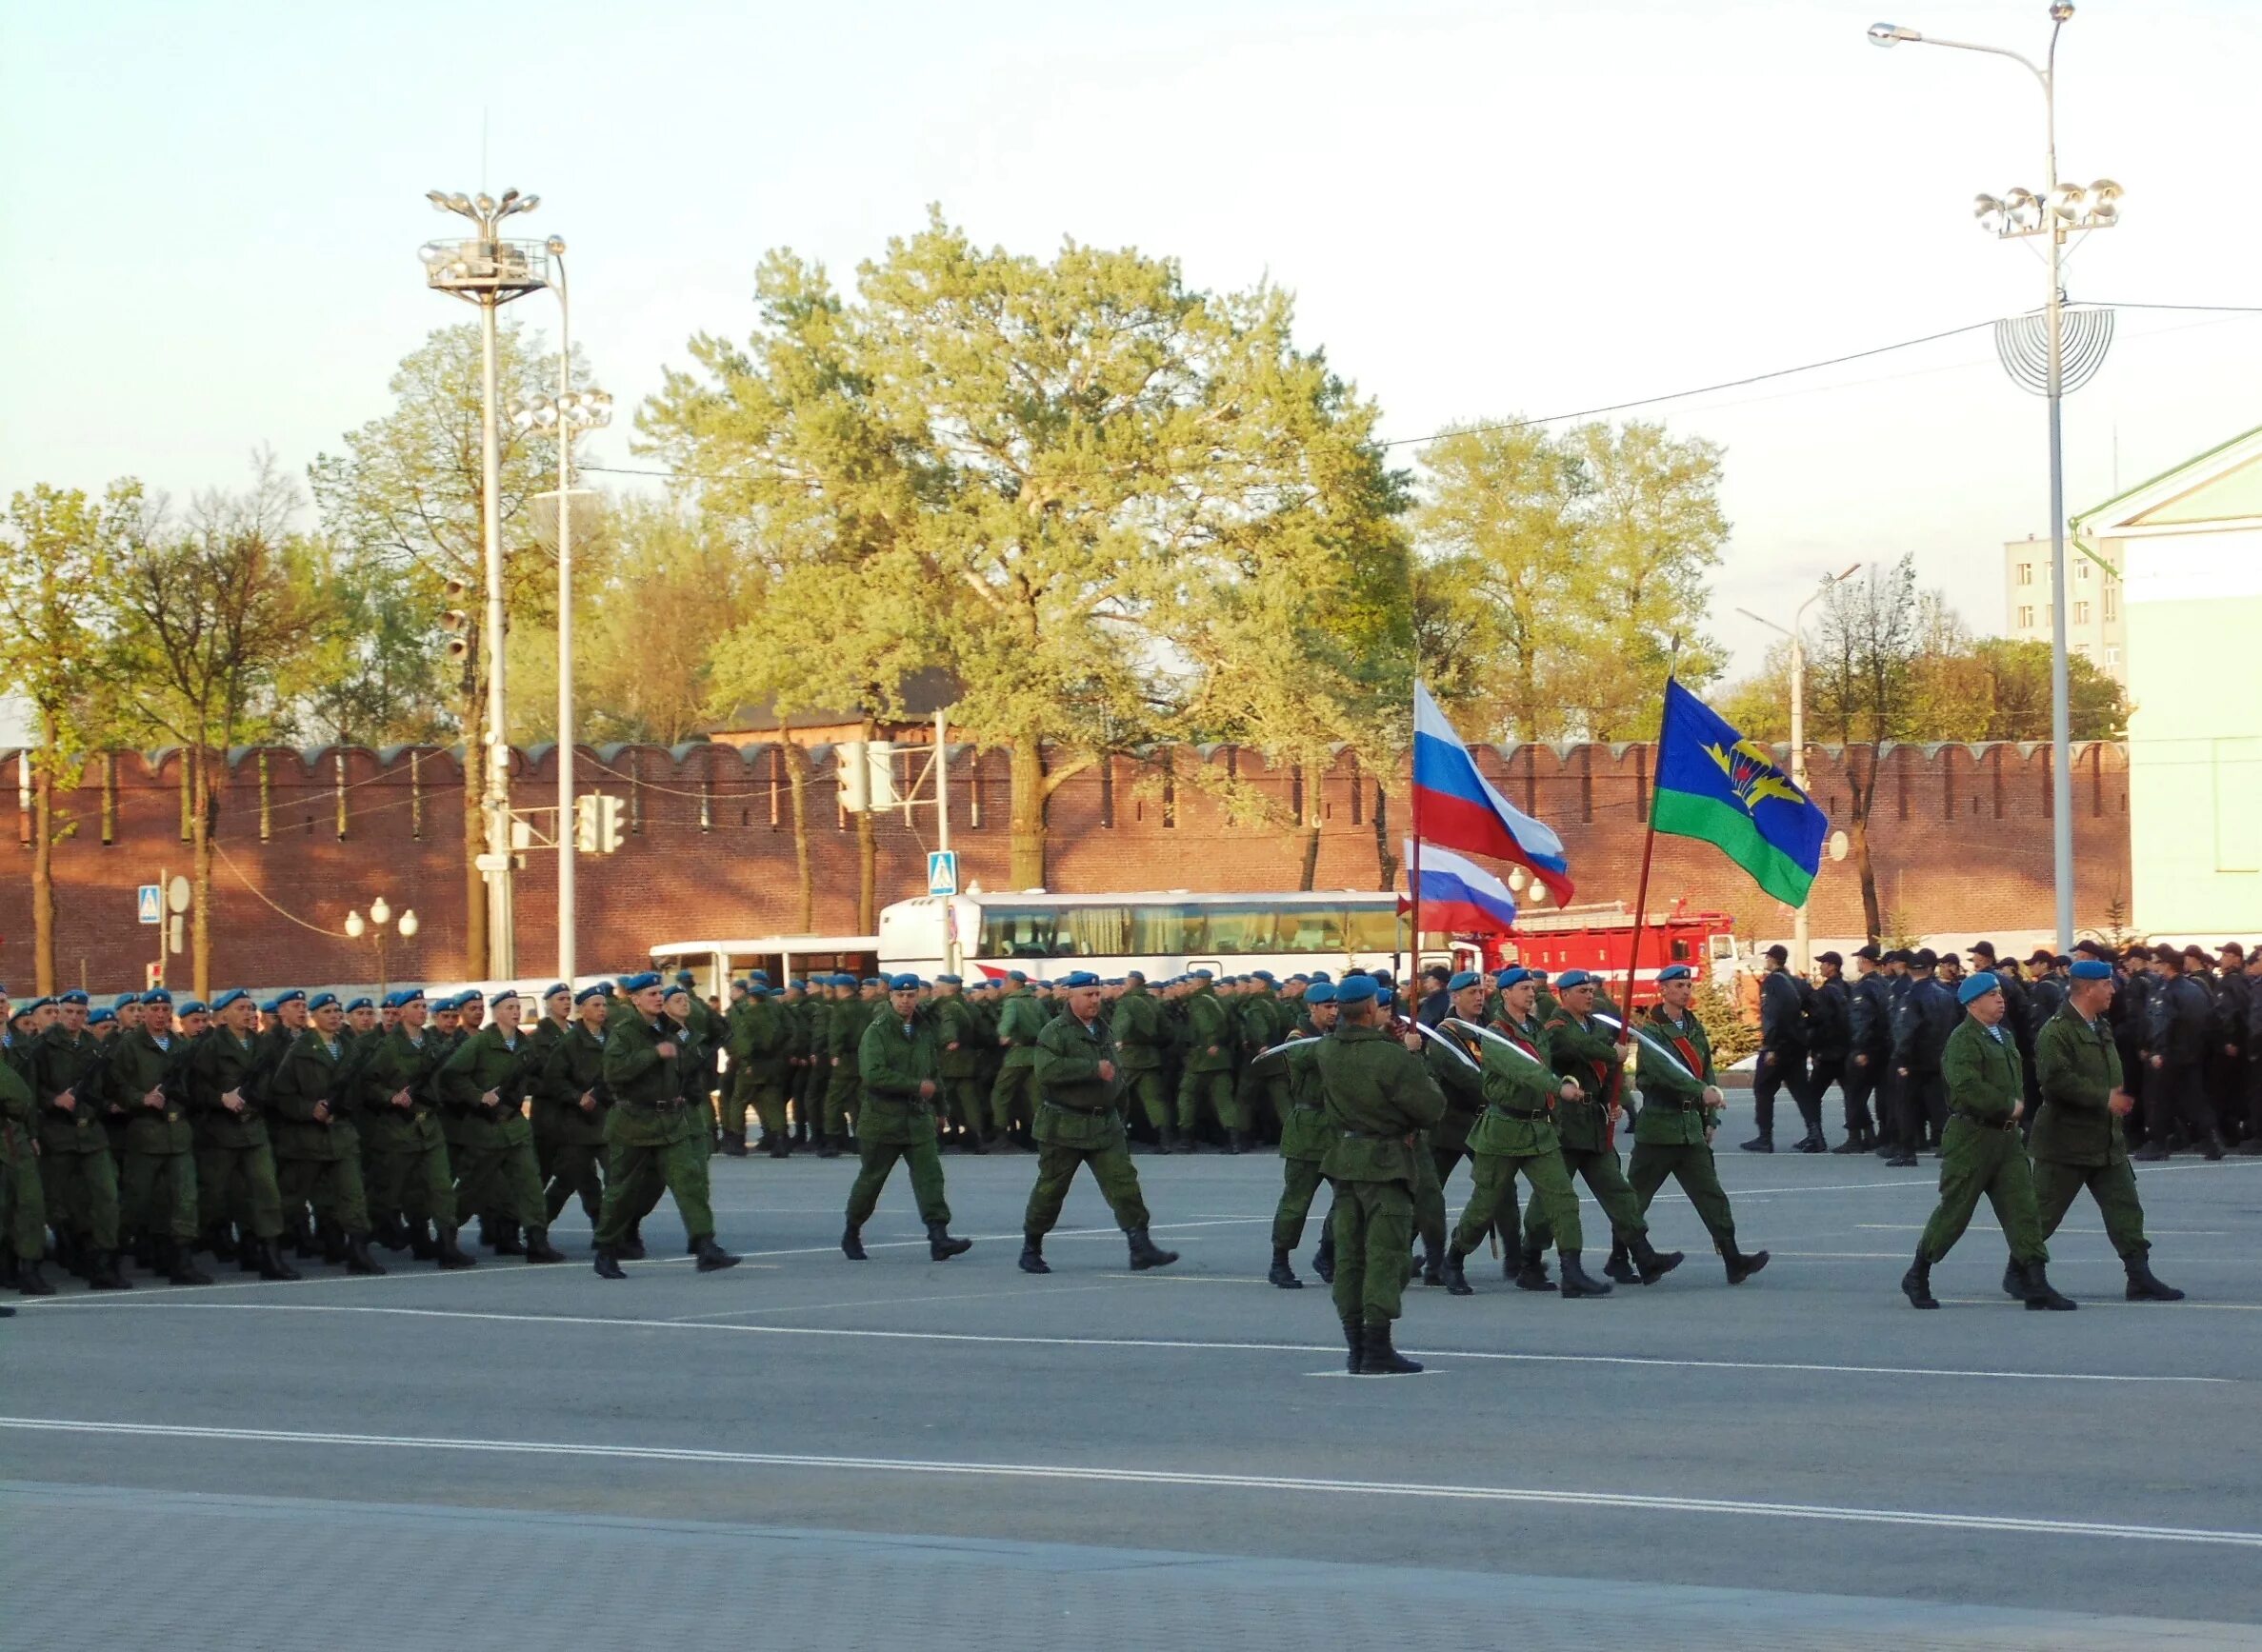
[2002,533,2126,685]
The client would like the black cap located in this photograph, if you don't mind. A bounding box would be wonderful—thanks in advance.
[1968,940,1997,960]
[1815,949,1843,966]
[1912,948,1939,968]
[2027,948,2055,965]
[1853,943,1881,962]
[1764,943,1790,963]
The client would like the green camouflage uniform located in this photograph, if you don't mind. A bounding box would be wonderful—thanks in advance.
[849,1005,952,1225]
[1025,1009,1151,1236]
[357,1025,457,1236]
[1314,1021,1445,1324]
[592,1008,714,1250]
[1451,1016,1581,1256]
[2031,1003,2149,1258]
[1526,1009,1650,1251]
[1917,1016,2046,1265]
[1627,1005,1740,1251]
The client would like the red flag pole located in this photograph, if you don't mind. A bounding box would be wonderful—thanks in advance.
[1409,717,1424,987]
[1622,671,1676,1018]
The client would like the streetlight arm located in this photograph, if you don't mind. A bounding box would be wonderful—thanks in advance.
[1898,32,2048,91]
[1735,607,1792,639]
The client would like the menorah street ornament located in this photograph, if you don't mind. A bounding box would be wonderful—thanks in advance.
[1994,302,2114,397]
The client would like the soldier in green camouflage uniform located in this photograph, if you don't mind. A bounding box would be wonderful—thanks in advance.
[927,974,989,1152]
[183,988,295,1279]
[2,990,55,1297]
[592,973,738,1279]
[268,992,386,1274]
[989,972,1046,1148]
[1019,972,1178,1275]
[1629,965,1768,1285]
[1244,982,1338,1288]
[1177,971,1239,1149]
[31,990,128,1288]
[534,985,613,1240]
[105,990,210,1284]
[439,990,564,1264]
[1422,974,1509,1294]
[841,975,972,1263]
[725,974,795,1157]
[357,989,474,1268]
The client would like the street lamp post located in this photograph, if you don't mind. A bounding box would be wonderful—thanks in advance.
[343,896,418,998]
[1739,564,1860,969]
[1869,6,2122,954]
[510,244,611,987]
[420,189,550,978]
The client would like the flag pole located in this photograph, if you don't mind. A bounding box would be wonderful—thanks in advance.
[1621,662,1679,1018]
[1409,694,1424,987]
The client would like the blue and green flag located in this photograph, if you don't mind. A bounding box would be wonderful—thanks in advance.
[1651,679,1829,907]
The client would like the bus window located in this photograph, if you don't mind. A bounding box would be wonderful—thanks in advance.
[1342,907,1401,954]
[1054,906,1131,959]
[1279,908,1340,952]
[1132,905,1202,955]
[1206,906,1282,954]
[979,907,1056,959]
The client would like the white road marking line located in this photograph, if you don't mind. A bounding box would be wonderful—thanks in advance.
[1859,1224,2232,1237]
[666,1282,1120,1322]
[5,1416,2255,1548]
[25,1301,2229,1383]
[1937,1297,2262,1313]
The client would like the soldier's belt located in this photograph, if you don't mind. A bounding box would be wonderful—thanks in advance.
[1039,1098,1110,1117]
[1485,1104,1546,1121]
[1950,1108,2016,1132]
[1339,1129,1402,1141]
[1291,1101,1325,1113]
[623,1098,685,1113]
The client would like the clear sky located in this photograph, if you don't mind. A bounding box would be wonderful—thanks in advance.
[5,0,2257,684]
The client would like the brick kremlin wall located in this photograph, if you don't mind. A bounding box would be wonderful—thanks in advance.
[2,739,2132,991]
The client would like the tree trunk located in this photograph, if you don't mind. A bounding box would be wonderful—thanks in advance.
[1371,780,1395,890]
[1009,728,1047,890]
[30,709,56,995]
[855,714,879,934]
[1849,752,1882,942]
[1298,823,1322,891]
[782,734,813,932]
[190,746,215,999]
[461,736,487,978]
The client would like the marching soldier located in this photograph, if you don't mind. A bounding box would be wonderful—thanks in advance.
[1888,950,1955,1167]
[2032,959,2182,1302]
[1312,973,1444,1375]
[1628,965,1768,1284]
[2,985,55,1298]
[185,990,294,1283]
[1177,969,1238,1150]
[1245,980,1338,1288]
[32,989,128,1288]
[358,988,473,1268]
[1019,971,1178,1277]
[534,984,612,1237]
[795,976,831,1148]
[2136,945,2226,1161]
[1746,944,1818,1152]
[725,974,794,1157]
[1537,970,1682,1286]
[268,992,386,1274]
[928,974,989,1152]
[990,970,1045,1150]
[841,974,972,1263]
[1425,972,1513,1293]
[592,973,739,1278]
[1108,970,1175,1151]
[1837,944,1891,1153]
[1901,972,2073,1311]
[441,989,565,1263]
[105,989,210,1284]
[527,982,573,1185]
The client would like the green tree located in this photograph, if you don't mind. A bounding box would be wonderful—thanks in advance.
[0,482,141,991]
[309,320,571,970]
[1811,556,1921,941]
[289,542,457,746]
[112,457,333,996]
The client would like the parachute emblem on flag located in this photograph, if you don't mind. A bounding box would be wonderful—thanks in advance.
[1705,740,1807,815]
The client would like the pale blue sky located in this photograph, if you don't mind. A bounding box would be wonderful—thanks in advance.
[5,0,2257,684]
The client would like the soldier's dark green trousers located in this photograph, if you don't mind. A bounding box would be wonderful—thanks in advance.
[1176,1069,1237,1133]
[825,1064,862,1140]
[368,1141,456,1231]
[989,1065,1037,1136]
[1454,1149,1579,1254]
[41,1146,121,1250]
[543,1141,605,1224]
[944,1078,988,1136]
[277,1147,370,1235]
[1526,1145,1649,1250]
[1411,1135,1447,1252]
[1024,1143,1151,1235]
[1627,1141,1737,1248]
[195,1144,284,1242]
[2032,1157,2148,1257]
[1121,1069,1171,1133]
[847,1139,951,1225]
[1918,1117,2047,1264]
[1272,1156,1327,1250]
[733,1076,790,1140]
[1433,1143,1518,1252]
[1330,1178,1414,1324]
[4,1145,50,1260]
[452,1138,547,1229]
[594,1130,714,1247]
[121,1148,199,1244]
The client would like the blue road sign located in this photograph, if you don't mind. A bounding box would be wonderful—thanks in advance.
[927,850,959,898]
[137,885,162,925]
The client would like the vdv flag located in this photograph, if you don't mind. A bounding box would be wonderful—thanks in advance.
[1411,683,1574,906]
[1399,841,1519,934]
[1651,678,1830,907]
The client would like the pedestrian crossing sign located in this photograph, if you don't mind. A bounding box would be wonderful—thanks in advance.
[137,885,162,925]
[927,850,959,898]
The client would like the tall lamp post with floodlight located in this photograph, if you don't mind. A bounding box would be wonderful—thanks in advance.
[1740,563,1861,969]
[419,188,550,978]
[1869,5,2122,953]
[510,241,611,985]
[344,897,418,999]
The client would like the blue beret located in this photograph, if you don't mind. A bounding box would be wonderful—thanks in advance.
[1957,971,2002,1005]
[1007,970,1028,984]
[9,999,39,1019]
[89,1006,116,1025]
[663,983,691,999]
[1376,988,1394,1007]
[1495,967,1532,990]
[278,988,309,1006]
[1447,970,1481,992]
[618,972,662,994]
[1191,968,1214,981]
[175,1000,208,1017]
[487,988,519,1008]
[114,991,141,1008]
[1059,971,1100,988]
[142,988,173,1006]
[1304,982,1337,1005]
[1556,969,1595,991]
[935,973,962,985]
[747,970,770,985]
[1252,970,1276,984]
[382,988,423,1009]
[1657,965,1693,983]
[673,969,696,986]
[2069,960,2113,982]
[542,982,571,1001]
[574,984,609,1005]
[1335,976,1379,1005]
[888,973,923,991]
[343,997,372,1013]
[861,976,885,988]
[57,989,89,1006]
[308,992,338,1011]
[1309,971,1331,985]
[211,988,250,1012]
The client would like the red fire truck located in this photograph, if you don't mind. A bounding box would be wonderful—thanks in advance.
[1455,900,1739,1008]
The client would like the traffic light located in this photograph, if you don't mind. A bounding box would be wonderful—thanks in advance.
[573,793,627,854]
[597,793,625,853]
[441,577,470,659]
[574,793,599,853]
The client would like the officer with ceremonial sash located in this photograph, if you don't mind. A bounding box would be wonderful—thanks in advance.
[1628,965,1768,1285]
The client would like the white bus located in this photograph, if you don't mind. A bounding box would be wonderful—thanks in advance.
[876,891,1458,981]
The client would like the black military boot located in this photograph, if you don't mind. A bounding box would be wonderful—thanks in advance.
[927,1220,972,1261]
[162,1239,213,1286]
[1557,1251,1612,1298]
[1631,1233,1684,1285]
[491,1220,526,1257]
[817,1135,841,1160]
[1127,1228,1179,1271]
[1440,1246,1473,1297]
[343,1233,388,1275]
[692,1236,741,1272]
[1311,1230,1335,1284]
[1792,1125,1828,1154]
[208,1225,240,1263]
[2020,1259,2077,1311]
[1513,1245,1558,1293]
[15,1259,56,1297]
[1152,1125,1176,1155]
[770,1133,792,1159]
[132,1232,158,1271]
[408,1220,437,1262]
[1225,1129,1246,1156]
[1603,1244,1638,1284]
[619,1221,647,1262]
[2124,1251,2185,1302]
[88,1249,132,1290]
[1740,1134,1773,1154]
[1722,1244,1770,1284]
[1358,1321,1423,1376]
[1901,1247,1938,1309]
[432,1226,475,1269]
[965,1128,989,1156]
[523,1225,566,1264]
[2001,1258,2026,1300]
[721,1131,750,1158]
[2202,1132,2227,1163]
[0,1251,14,1289]
[1018,1234,1051,1274]
[372,1212,408,1252]
[254,1239,302,1282]
[290,1215,317,1260]
[592,1247,627,1280]
[318,1220,349,1264]
[1267,1245,1302,1288]
[841,1222,868,1261]
[1831,1127,1869,1155]
[237,1236,266,1274]
[1341,1319,1365,1373]
[1419,1238,1446,1288]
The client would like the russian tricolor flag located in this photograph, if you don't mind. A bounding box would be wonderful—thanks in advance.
[1401,842,1519,934]
[1412,683,1574,906]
